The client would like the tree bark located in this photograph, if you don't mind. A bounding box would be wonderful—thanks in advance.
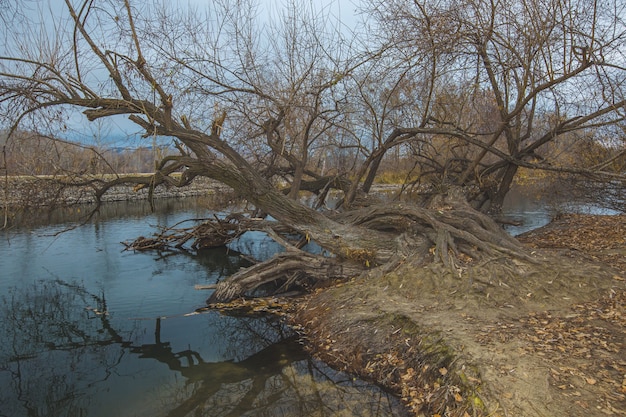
[207,251,365,304]
[204,186,537,304]
[488,163,518,213]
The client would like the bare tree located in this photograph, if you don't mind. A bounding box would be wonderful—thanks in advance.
[0,0,623,307]
[364,0,626,211]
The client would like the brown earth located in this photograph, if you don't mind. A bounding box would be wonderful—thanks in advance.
[288,214,626,417]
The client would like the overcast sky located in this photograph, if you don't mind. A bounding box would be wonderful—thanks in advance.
[11,0,361,145]
[25,0,360,25]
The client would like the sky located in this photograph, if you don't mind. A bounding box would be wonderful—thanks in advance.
[11,0,362,147]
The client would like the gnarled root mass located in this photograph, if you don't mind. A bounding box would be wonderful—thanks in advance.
[123,189,558,308]
[206,204,541,305]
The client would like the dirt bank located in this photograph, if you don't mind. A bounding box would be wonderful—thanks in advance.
[290,214,626,416]
[1,175,230,208]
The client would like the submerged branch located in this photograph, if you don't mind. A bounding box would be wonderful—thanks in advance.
[122,213,298,252]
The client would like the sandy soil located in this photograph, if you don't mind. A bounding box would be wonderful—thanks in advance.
[289,214,626,416]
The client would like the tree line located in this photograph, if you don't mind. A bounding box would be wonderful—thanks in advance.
[0,129,175,175]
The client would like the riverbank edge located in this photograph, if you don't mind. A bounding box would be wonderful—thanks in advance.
[1,175,232,209]
[286,214,626,417]
[288,277,487,417]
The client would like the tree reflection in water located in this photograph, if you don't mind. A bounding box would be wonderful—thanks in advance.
[0,279,407,417]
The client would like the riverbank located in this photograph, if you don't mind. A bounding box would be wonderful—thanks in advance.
[1,175,231,208]
[289,214,626,416]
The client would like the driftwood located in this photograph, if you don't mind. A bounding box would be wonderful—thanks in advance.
[194,284,218,290]
[122,213,282,251]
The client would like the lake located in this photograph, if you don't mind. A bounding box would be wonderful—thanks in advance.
[0,198,407,417]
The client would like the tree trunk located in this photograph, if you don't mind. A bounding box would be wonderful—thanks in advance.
[206,251,364,304]
[488,163,518,213]
[205,186,537,304]
[362,152,384,194]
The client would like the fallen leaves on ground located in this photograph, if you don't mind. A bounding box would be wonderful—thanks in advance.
[474,288,626,415]
[519,213,626,250]
[518,213,626,273]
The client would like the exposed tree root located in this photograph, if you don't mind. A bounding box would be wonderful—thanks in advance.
[125,188,547,307]
[206,250,365,304]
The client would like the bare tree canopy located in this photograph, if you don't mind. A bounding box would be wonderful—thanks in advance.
[363,0,626,209]
[0,0,624,300]
[2,1,626,415]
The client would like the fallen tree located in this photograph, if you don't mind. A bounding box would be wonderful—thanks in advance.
[0,0,622,300]
[122,184,543,305]
[2,1,625,414]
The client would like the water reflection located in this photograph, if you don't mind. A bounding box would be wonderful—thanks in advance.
[0,277,405,417]
[3,196,222,230]
[0,280,128,417]
[3,189,585,417]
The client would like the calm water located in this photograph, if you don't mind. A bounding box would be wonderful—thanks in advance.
[500,190,554,236]
[0,198,406,417]
[499,188,620,236]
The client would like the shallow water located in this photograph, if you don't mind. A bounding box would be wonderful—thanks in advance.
[0,198,406,417]
[499,188,619,236]
[500,193,553,236]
